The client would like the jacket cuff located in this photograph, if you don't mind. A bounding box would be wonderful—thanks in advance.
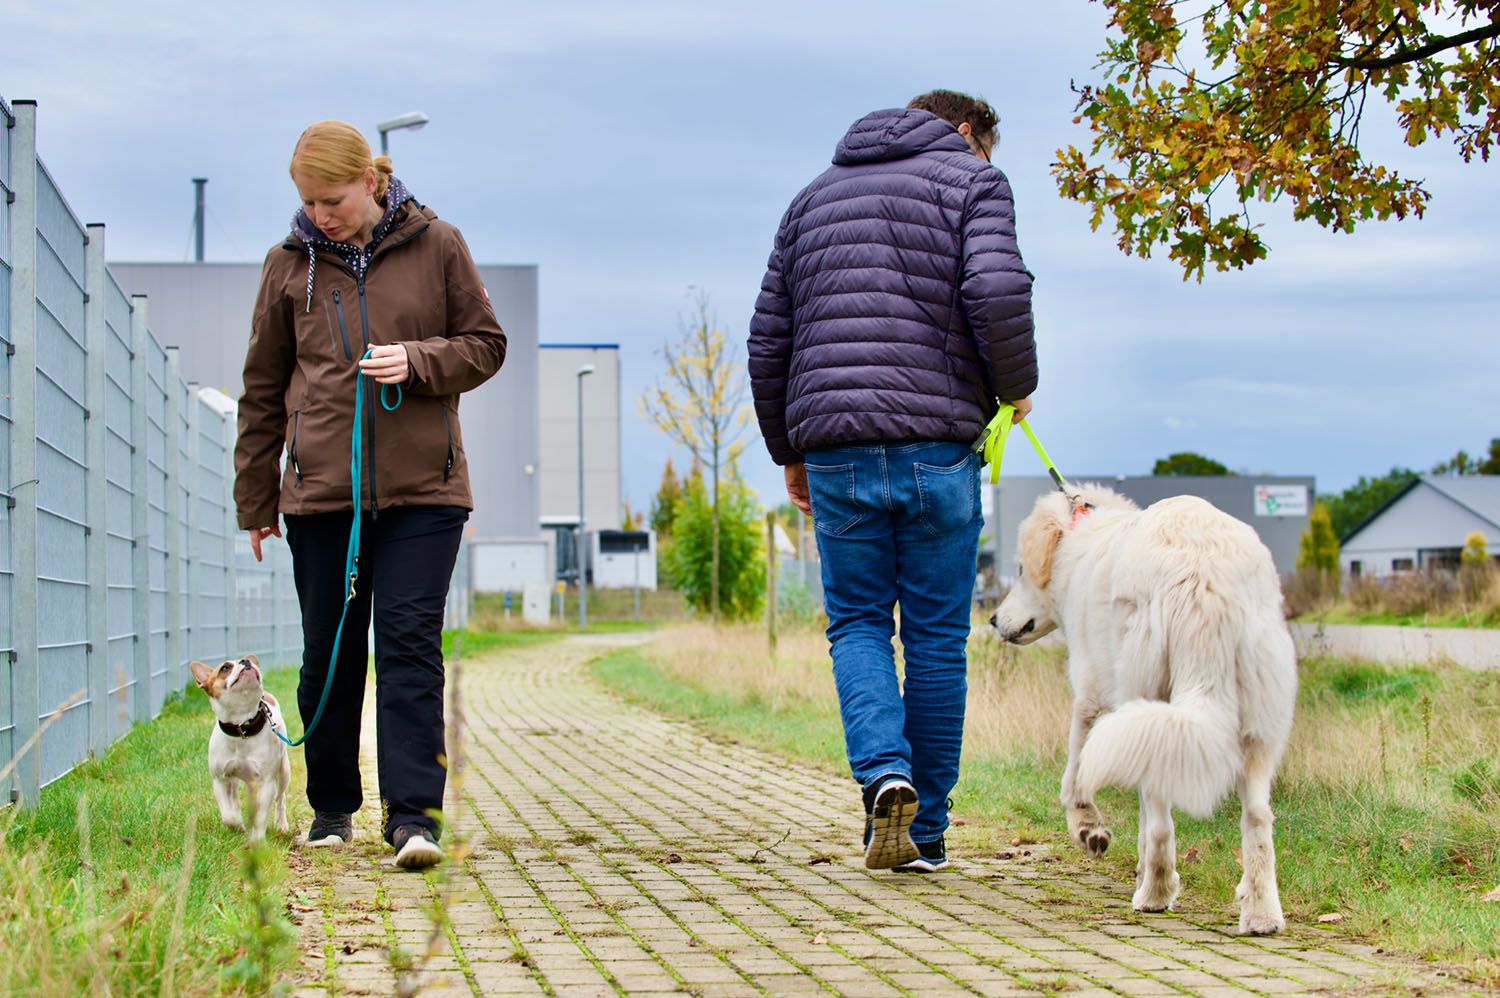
[237,499,280,531]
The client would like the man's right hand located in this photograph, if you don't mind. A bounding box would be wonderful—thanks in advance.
[249,523,282,562]
[784,463,812,516]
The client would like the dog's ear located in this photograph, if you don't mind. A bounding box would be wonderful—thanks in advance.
[188,661,215,690]
[1020,509,1065,589]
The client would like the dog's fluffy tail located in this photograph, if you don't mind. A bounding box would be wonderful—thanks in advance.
[1074,691,1240,817]
[1075,579,1243,818]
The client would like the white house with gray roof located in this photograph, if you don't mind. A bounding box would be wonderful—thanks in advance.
[1339,475,1500,577]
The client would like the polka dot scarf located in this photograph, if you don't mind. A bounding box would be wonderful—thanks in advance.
[292,176,415,312]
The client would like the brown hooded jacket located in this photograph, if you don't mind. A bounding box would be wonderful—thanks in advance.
[234,202,506,529]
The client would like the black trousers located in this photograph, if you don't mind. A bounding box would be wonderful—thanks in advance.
[284,505,467,843]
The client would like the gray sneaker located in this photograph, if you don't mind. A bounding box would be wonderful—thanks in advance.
[862,778,919,870]
[393,824,443,869]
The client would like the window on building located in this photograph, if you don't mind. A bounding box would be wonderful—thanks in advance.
[1350,561,1361,577]
[1392,558,1414,572]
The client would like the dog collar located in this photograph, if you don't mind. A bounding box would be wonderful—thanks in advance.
[219,700,271,739]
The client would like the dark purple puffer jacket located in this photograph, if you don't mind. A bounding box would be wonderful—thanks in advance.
[748,108,1036,466]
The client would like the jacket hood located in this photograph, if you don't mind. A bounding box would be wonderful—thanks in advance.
[287,176,421,312]
[832,108,972,165]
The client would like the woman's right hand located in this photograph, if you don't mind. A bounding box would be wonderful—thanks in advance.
[249,524,282,562]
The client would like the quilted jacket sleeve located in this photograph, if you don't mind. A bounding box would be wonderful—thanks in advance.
[959,170,1037,402]
[747,217,800,466]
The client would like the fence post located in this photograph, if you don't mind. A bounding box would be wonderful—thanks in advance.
[7,100,40,806]
[163,348,183,699]
[766,511,777,654]
[128,296,151,723]
[181,378,199,670]
[221,411,237,657]
[83,223,109,755]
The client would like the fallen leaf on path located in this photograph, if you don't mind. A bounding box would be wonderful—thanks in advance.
[808,854,834,866]
[1317,913,1345,924]
[1181,848,1199,865]
[811,932,828,945]
[287,902,316,913]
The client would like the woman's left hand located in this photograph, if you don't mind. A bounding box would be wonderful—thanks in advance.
[359,343,409,384]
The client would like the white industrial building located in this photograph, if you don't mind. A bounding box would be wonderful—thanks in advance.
[1339,475,1500,577]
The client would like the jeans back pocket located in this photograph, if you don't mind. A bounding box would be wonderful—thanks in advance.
[913,454,978,536]
[805,463,867,536]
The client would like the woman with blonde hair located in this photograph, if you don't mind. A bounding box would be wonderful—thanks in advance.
[234,119,506,868]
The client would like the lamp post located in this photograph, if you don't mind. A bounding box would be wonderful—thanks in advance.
[576,364,596,628]
[377,111,430,155]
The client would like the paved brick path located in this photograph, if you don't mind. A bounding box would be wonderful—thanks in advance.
[289,634,1493,998]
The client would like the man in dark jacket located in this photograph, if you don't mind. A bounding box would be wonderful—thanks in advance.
[748,90,1037,872]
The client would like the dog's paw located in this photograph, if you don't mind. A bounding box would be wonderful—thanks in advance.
[221,816,245,832]
[1132,871,1181,913]
[1239,908,1286,935]
[1076,822,1111,857]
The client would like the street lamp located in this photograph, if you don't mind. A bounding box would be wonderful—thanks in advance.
[377,111,430,155]
[576,364,596,628]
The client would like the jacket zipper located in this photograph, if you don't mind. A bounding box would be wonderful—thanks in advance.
[289,411,302,484]
[331,290,354,361]
[357,274,378,517]
[441,405,455,483]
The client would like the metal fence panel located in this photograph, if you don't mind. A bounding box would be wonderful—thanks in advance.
[33,166,90,785]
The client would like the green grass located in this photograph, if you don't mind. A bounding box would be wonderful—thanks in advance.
[1,666,305,996]
[471,586,686,634]
[594,647,847,769]
[1296,608,1500,629]
[592,641,1500,977]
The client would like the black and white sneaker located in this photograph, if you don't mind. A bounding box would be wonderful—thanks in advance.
[306,811,353,847]
[393,824,444,869]
[862,777,919,870]
[893,835,949,872]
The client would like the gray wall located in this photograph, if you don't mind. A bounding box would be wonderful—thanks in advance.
[988,475,1316,581]
[108,261,542,540]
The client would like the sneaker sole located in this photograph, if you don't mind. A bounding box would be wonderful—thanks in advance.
[395,836,444,869]
[893,855,949,873]
[305,831,351,848]
[864,781,919,870]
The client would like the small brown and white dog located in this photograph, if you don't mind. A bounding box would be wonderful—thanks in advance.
[990,486,1297,934]
[190,654,291,842]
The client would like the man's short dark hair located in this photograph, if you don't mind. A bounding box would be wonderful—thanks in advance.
[907,90,998,145]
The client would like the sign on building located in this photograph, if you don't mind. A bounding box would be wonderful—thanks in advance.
[1254,484,1308,517]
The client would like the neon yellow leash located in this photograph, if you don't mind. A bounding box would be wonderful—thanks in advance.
[976,404,1067,491]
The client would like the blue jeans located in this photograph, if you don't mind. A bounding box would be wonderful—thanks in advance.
[805,441,981,843]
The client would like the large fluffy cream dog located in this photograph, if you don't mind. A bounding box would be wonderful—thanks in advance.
[990,486,1297,934]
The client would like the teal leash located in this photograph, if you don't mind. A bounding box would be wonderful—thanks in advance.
[273,351,402,747]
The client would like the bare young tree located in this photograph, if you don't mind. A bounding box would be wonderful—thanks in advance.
[638,290,755,622]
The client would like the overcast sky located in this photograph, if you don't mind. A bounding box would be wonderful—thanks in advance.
[5,0,1497,518]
